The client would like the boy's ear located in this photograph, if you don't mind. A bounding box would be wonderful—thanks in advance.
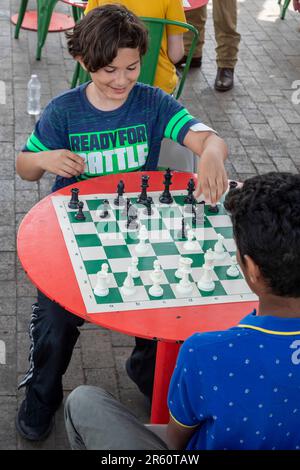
[243,254,261,285]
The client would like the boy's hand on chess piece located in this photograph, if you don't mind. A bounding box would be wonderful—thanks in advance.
[184,131,228,204]
[38,150,85,178]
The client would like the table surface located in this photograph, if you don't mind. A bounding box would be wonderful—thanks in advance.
[17,171,258,344]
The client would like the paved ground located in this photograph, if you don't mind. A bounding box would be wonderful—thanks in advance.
[1,0,300,450]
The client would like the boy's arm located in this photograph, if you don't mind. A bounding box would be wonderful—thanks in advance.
[183,130,228,204]
[166,416,198,450]
[167,34,184,64]
[16,150,85,181]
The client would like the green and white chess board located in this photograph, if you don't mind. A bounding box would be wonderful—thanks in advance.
[52,189,257,314]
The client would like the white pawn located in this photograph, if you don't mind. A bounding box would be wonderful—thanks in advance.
[204,248,215,267]
[197,264,215,292]
[150,260,163,283]
[176,261,193,295]
[149,269,164,297]
[183,229,198,251]
[213,233,226,260]
[130,257,140,278]
[135,225,149,255]
[94,264,109,297]
[175,256,186,279]
[226,255,240,278]
[120,266,136,296]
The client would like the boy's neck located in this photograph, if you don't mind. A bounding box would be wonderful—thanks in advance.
[258,294,300,318]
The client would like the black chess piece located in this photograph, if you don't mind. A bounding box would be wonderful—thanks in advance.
[121,198,132,217]
[137,175,153,205]
[100,199,110,219]
[159,168,173,204]
[75,201,86,220]
[192,201,205,226]
[208,204,219,214]
[183,178,196,205]
[126,218,139,230]
[177,216,187,239]
[143,199,153,216]
[68,188,79,209]
[114,180,125,206]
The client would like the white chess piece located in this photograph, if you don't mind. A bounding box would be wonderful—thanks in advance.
[150,260,163,283]
[213,233,226,260]
[197,264,215,292]
[175,256,193,279]
[135,225,149,255]
[94,266,109,297]
[204,248,215,267]
[120,266,136,296]
[130,257,140,278]
[149,269,164,297]
[176,261,193,295]
[183,229,198,251]
[226,255,240,278]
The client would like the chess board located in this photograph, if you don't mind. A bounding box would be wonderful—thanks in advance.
[52,189,257,314]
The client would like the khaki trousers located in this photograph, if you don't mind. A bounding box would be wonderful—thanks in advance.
[184,0,240,69]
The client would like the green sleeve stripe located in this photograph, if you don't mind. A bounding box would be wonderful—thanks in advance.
[171,115,194,142]
[164,109,189,139]
[26,137,42,153]
[29,133,50,151]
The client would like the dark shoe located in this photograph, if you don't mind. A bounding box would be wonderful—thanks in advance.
[16,399,54,441]
[214,67,234,92]
[175,55,202,68]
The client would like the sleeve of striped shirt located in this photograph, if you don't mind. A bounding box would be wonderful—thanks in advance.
[23,101,68,153]
[159,92,214,145]
[167,338,203,428]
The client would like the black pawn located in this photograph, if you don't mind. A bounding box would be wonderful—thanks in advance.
[177,216,187,239]
[114,180,125,206]
[100,199,110,219]
[183,178,197,206]
[208,204,219,214]
[159,168,173,204]
[75,201,86,220]
[68,188,79,209]
[137,175,153,205]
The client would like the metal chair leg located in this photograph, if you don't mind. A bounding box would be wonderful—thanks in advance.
[280,0,291,19]
[36,0,59,60]
[14,0,29,39]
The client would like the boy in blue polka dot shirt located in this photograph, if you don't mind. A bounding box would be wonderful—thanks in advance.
[65,172,300,450]
[167,171,300,450]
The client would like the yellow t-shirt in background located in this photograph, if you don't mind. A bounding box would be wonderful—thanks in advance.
[85,0,186,94]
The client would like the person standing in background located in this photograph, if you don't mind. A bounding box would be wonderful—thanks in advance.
[177,0,240,92]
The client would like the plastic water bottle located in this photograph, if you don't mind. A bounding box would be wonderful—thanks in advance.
[27,74,41,116]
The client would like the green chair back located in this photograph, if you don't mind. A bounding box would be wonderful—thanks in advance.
[139,17,199,99]
[71,16,198,99]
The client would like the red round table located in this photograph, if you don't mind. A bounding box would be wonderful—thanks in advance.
[183,0,209,12]
[17,171,258,423]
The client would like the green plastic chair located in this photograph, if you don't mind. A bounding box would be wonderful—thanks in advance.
[14,0,59,60]
[70,17,199,99]
[14,0,81,60]
[278,0,291,19]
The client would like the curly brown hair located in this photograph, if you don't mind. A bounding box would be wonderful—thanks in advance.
[66,4,148,73]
